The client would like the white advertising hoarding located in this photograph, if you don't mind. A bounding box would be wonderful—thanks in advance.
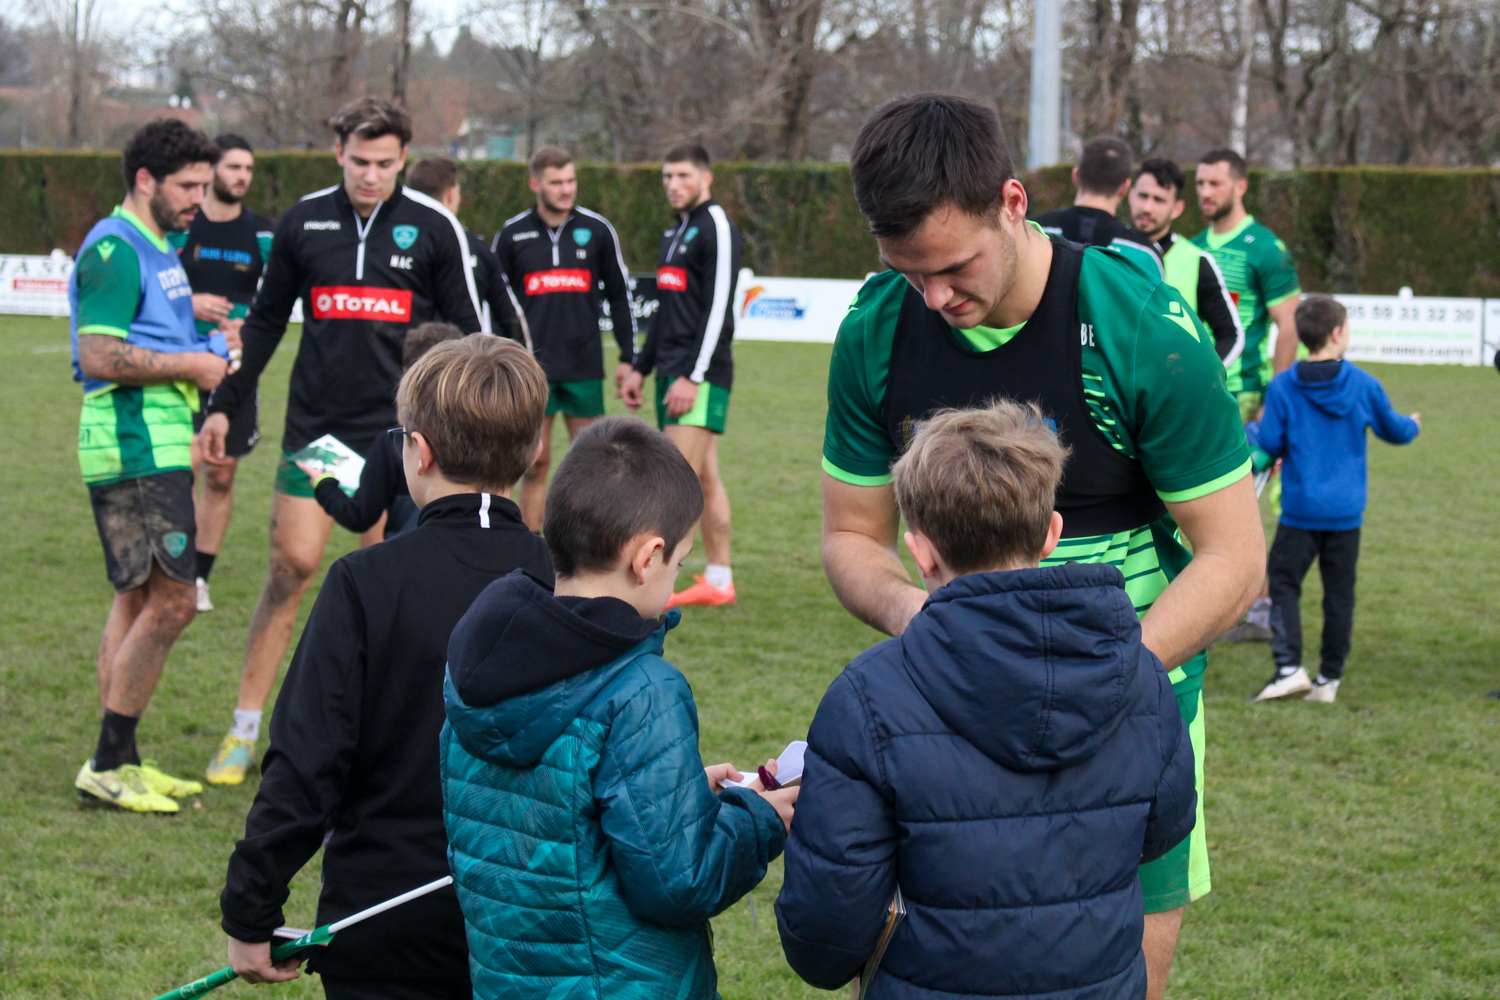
[1336,293,1484,366]
[732,269,863,344]
[1485,299,1500,367]
[0,253,73,316]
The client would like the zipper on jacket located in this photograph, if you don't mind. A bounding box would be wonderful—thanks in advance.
[545,212,573,268]
[352,200,384,280]
[664,213,690,261]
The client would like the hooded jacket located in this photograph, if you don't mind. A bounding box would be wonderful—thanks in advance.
[1259,359,1419,531]
[440,571,786,999]
[776,564,1196,1000]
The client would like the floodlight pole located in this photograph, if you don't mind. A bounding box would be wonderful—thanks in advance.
[1028,0,1062,170]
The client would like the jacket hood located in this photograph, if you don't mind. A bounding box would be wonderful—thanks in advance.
[1288,359,1356,418]
[899,563,1146,773]
[444,570,672,767]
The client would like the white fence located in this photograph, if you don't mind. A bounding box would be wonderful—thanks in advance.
[7,252,1499,366]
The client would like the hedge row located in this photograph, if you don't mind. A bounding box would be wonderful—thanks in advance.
[4,153,1499,296]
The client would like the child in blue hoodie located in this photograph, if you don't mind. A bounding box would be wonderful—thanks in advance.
[776,400,1196,1000]
[439,416,796,1000]
[1250,294,1420,704]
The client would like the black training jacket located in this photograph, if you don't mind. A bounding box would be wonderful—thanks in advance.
[493,206,635,382]
[1033,205,1135,249]
[209,183,483,454]
[634,199,740,389]
[466,230,524,343]
[220,492,552,985]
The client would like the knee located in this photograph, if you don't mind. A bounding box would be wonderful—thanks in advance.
[527,451,550,479]
[266,552,319,600]
[154,582,198,631]
[205,462,237,494]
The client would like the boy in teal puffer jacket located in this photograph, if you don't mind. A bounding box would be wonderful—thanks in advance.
[440,416,797,1000]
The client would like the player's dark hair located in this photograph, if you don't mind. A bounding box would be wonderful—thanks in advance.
[215,133,253,155]
[849,93,1013,240]
[530,145,573,176]
[122,118,220,191]
[405,157,460,200]
[1199,147,1249,180]
[663,143,711,170]
[1135,156,1185,198]
[543,417,704,578]
[328,97,413,146]
[1076,135,1133,195]
[402,321,464,369]
[1295,294,1347,354]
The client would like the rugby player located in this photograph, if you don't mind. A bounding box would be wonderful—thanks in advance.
[174,134,274,613]
[1128,157,1244,363]
[820,95,1266,1000]
[619,143,742,608]
[70,119,229,813]
[199,97,483,785]
[493,145,636,530]
[1033,135,1138,249]
[1192,148,1302,643]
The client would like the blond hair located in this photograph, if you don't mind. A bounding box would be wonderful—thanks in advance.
[892,400,1069,573]
[395,336,547,489]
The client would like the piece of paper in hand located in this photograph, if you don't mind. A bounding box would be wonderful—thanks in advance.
[724,740,807,789]
[290,434,366,497]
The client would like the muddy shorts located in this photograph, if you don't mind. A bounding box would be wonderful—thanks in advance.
[88,469,196,592]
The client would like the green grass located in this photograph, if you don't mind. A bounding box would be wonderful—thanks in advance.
[1,313,1497,999]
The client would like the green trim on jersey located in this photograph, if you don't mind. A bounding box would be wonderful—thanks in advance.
[956,321,1026,352]
[114,205,172,253]
[824,245,1246,695]
[1192,215,1300,395]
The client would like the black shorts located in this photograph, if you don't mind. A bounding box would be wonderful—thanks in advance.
[194,389,260,459]
[88,470,196,592]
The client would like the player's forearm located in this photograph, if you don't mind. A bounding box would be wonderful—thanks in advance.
[821,530,926,637]
[77,334,201,386]
[1270,298,1301,372]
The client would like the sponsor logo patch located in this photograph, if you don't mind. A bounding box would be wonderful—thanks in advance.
[683,226,699,243]
[523,269,592,295]
[392,224,419,249]
[513,230,539,241]
[304,220,341,231]
[740,285,805,320]
[656,266,688,292]
[572,227,592,247]
[310,286,414,321]
[162,531,188,558]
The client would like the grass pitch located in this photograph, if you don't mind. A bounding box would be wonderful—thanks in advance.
[1,313,1497,999]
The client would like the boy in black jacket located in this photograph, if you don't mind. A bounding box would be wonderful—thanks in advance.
[220,336,553,999]
[776,400,1196,1000]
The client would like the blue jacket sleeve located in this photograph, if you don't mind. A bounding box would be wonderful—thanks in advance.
[1142,666,1196,864]
[595,662,785,927]
[1365,374,1419,445]
[775,670,898,990]
[1257,379,1288,458]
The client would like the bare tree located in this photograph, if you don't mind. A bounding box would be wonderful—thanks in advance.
[27,0,108,146]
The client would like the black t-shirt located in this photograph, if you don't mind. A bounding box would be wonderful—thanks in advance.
[1033,205,1133,249]
[179,208,274,308]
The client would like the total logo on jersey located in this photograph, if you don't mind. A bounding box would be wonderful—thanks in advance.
[657,266,688,293]
[523,269,592,295]
[310,286,414,321]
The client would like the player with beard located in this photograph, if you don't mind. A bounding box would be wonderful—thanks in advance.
[174,134,275,613]
[1127,157,1244,364]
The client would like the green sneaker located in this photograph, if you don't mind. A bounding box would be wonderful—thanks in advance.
[139,759,204,798]
[206,734,257,786]
[75,760,179,813]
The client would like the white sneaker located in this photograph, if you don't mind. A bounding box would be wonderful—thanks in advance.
[196,578,214,612]
[1305,678,1340,703]
[1250,665,1313,701]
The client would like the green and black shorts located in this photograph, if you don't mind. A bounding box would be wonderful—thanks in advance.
[655,379,730,435]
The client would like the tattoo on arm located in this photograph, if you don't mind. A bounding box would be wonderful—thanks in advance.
[77,335,195,386]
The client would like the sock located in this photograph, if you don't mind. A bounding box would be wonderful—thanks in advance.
[1315,675,1339,687]
[196,551,217,581]
[1275,665,1301,678]
[92,710,141,772]
[1247,597,1271,628]
[704,564,733,590]
[230,709,262,742]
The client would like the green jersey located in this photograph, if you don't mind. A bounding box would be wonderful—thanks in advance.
[74,208,197,485]
[823,244,1250,695]
[1190,215,1300,396]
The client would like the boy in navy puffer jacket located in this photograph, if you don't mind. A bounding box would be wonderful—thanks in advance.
[776,399,1197,1000]
[440,417,796,1000]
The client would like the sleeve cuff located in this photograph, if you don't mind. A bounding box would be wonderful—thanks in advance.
[76,324,129,338]
[1156,459,1252,503]
[1266,289,1302,310]
[221,915,277,944]
[822,456,893,487]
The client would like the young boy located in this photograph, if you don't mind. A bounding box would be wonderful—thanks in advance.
[220,337,553,999]
[776,400,1197,1000]
[1249,295,1420,703]
[439,417,795,999]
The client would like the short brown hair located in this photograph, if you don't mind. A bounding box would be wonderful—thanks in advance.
[1295,294,1347,353]
[529,145,573,176]
[405,157,459,200]
[1076,135,1133,195]
[328,97,413,146]
[543,417,703,578]
[395,336,547,489]
[1199,147,1248,180]
[892,400,1069,573]
[664,143,711,170]
[402,321,463,369]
